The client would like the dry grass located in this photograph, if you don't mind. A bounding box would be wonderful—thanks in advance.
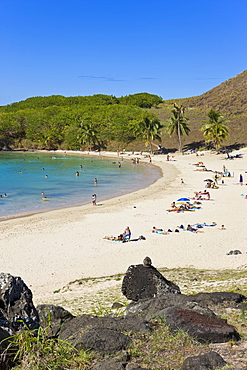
[14,267,247,369]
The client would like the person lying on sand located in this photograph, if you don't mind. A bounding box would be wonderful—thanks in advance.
[104,234,125,241]
[152,227,169,235]
[167,207,184,212]
[184,203,201,210]
[186,224,204,233]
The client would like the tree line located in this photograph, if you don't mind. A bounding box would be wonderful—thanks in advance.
[0,93,229,152]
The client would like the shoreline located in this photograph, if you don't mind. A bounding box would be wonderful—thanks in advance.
[0,149,162,222]
[1,148,247,305]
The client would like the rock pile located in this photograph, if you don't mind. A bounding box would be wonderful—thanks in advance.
[0,259,247,369]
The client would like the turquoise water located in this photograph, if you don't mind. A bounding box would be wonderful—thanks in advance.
[0,152,161,220]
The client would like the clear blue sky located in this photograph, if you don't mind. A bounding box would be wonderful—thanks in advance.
[1,0,246,106]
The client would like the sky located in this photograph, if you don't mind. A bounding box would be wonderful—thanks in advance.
[1,0,247,106]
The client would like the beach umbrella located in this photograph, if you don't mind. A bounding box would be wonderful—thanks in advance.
[204,179,213,182]
[177,197,190,202]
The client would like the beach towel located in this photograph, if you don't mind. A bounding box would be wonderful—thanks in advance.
[194,222,216,227]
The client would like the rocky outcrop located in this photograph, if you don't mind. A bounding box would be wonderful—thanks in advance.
[0,272,39,333]
[181,351,227,369]
[74,327,131,353]
[187,292,247,306]
[0,268,246,369]
[165,307,240,343]
[90,358,149,369]
[126,294,217,321]
[122,258,180,301]
[59,314,152,341]
[37,304,74,337]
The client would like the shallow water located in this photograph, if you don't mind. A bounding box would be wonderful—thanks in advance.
[0,152,161,220]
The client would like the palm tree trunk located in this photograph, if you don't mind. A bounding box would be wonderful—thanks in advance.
[177,117,182,152]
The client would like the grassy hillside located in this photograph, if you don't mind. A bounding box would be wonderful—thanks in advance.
[153,70,247,151]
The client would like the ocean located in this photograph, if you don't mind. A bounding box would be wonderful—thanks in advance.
[0,151,161,220]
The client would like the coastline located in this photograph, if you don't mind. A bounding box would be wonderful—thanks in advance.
[1,148,247,305]
[0,150,162,222]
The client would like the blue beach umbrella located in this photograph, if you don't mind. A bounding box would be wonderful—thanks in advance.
[177,197,190,202]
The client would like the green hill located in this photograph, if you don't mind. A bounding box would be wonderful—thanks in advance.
[0,71,246,151]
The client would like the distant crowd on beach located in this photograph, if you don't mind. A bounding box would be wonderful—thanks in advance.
[103,153,247,243]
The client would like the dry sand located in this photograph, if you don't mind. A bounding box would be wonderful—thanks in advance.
[1,148,247,306]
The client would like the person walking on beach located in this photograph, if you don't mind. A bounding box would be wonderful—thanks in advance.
[92,194,97,205]
[239,174,243,185]
[94,178,98,185]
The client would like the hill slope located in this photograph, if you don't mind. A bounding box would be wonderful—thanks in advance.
[153,70,247,150]
[187,70,247,114]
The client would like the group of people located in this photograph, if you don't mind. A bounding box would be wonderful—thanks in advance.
[152,222,224,234]
[167,200,201,212]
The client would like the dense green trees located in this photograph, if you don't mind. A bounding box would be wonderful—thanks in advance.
[166,104,190,152]
[0,93,164,151]
[200,109,229,150]
[0,93,162,112]
[0,93,232,152]
[118,93,163,108]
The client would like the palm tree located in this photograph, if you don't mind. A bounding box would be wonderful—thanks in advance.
[200,109,229,150]
[137,115,163,152]
[77,121,99,151]
[166,104,190,152]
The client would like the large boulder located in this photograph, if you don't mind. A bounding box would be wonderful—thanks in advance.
[188,292,247,306]
[59,314,152,341]
[165,307,240,343]
[122,258,180,301]
[90,358,149,370]
[74,327,131,353]
[0,273,39,333]
[181,351,227,369]
[126,294,216,321]
[90,358,126,370]
[36,304,74,337]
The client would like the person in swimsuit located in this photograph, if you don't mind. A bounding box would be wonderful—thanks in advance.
[92,194,97,205]
[123,226,131,240]
[152,227,169,235]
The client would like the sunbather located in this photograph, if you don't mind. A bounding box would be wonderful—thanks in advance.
[104,234,124,241]
[152,226,169,235]
[186,225,204,233]
[123,226,131,240]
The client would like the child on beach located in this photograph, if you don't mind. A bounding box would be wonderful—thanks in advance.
[92,194,97,205]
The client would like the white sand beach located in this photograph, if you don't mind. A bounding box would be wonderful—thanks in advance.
[1,149,247,305]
